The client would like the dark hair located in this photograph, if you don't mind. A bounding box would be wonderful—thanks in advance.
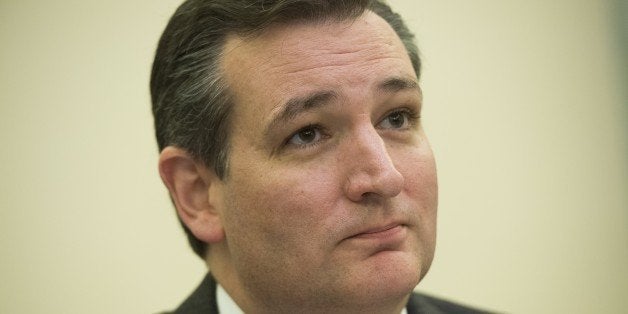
[150,0,421,258]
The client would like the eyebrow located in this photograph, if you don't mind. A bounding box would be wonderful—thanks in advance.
[279,91,338,124]
[377,76,420,93]
[264,76,420,136]
[264,90,338,136]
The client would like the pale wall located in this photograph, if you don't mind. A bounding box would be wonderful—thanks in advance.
[0,0,626,313]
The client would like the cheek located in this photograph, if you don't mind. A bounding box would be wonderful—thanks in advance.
[397,144,438,205]
[396,146,438,268]
[223,162,341,250]
[396,144,438,253]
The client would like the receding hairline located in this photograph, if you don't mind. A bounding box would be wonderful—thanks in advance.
[218,9,417,101]
[218,10,420,153]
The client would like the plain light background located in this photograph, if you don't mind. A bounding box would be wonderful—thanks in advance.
[1,0,626,313]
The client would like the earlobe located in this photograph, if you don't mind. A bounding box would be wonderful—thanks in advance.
[158,146,225,244]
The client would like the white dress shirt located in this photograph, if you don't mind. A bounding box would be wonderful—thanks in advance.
[216,283,408,314]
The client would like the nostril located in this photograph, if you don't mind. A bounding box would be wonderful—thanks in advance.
[359,191,384,205]
[344,166,404,202]
[377,168,404,198]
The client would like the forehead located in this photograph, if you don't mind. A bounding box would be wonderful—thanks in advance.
[221,11,416,122]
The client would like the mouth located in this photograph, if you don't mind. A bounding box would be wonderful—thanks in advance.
[350,223,406,240]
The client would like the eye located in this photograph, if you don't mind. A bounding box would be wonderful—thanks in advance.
[286,125,324,147]
[378,110,415,130]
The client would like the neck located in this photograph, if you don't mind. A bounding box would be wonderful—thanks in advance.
[207,244,410,314]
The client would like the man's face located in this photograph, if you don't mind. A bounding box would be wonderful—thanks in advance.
[212,11,437,311]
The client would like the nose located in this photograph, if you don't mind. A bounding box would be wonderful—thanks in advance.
[343,126,404,203]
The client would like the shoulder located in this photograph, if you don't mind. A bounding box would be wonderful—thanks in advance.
[407,292,495,314]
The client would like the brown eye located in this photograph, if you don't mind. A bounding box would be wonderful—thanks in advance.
[379,111,410,129]
[287,126,322,147]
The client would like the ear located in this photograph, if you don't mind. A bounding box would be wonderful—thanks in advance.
[158,146,225,244]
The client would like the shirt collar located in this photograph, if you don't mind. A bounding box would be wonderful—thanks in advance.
[216,283,244,314]
[216,283,408,314]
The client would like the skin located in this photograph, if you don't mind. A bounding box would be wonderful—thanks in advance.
[160,11,437,314]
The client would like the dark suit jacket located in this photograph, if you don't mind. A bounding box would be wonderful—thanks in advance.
[167,274,491,314]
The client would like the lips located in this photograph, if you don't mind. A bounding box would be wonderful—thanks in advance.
[358,223,400,235]
[350,223,405,239]
[343,222,408,254]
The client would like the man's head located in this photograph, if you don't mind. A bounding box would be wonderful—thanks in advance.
[152,0,437,312]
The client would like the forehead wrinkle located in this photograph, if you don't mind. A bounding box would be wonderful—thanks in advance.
[273,41,399,77]
[267,56,407,89]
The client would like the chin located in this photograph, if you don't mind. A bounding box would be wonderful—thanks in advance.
[353,250,423,302]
